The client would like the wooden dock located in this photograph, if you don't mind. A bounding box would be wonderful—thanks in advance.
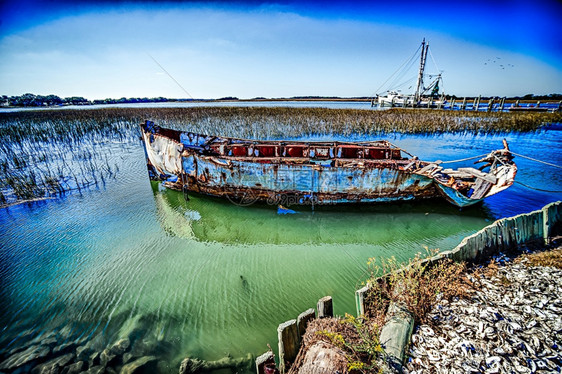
[377,96,562,113]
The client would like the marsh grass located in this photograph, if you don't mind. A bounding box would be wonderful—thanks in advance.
[0,107,559,205]
[0,111,137,206]
[364,252,472,326]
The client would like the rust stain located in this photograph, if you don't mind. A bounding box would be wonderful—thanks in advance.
[140,121,516,207]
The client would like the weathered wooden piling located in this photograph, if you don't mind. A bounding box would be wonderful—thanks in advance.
[461,97,467,110]
[543,201,562,245]
[297,309,315,338]
[487,98,493,112]
[475,95,481,111]
[317,296,333,318]
[256,351,276,374]
[437,94,444,109]
[277,320,299,374]
[355,285,369,316]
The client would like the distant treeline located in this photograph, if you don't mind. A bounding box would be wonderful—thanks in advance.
[2,92,561,108]
[0,93,173,107]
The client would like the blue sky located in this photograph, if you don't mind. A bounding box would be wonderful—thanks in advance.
[1,0,561,99]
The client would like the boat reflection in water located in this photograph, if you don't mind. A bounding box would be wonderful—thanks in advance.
[151,181,495,245]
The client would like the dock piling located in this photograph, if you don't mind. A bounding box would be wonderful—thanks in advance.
[277,320,299,374]
[317,296,333,318]
[297,309,315,339]
[256,351,276,374]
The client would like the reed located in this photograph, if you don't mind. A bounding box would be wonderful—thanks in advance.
[0,107,559,205]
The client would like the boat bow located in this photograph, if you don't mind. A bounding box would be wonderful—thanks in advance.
[412,141,516,207]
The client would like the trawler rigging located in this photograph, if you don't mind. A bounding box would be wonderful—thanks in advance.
[372,39,444,108]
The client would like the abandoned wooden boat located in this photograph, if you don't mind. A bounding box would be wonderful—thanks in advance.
[140,121,516,208]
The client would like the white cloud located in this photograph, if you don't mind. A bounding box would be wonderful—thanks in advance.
[0,5,560,99]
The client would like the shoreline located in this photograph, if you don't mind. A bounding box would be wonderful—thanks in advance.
[404,243,562,373]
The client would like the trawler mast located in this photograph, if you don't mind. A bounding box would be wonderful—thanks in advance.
[372,38,443,108]
[414,38,428,102]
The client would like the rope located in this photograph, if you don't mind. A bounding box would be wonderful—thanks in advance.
[371,44,422,97]
[509,151,562,169]
[428,46,440,74]
[436,153,489,164]
[515,181,562,193]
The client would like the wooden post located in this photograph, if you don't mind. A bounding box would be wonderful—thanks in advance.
[543,205,551,246]
[450,98,455,111]
[500,97,505,111]
[256,351,276,374]
[355,286,369,316]
[487,98,493,112]
[297,309,315,338]
[277,320,299,374]
[515,99,520,108]
[543,201,562,245]
[536,100,541,108]
[317,296,333,318]
[475,95,481,111]
[558,100,562,111]
[461,97,466,110]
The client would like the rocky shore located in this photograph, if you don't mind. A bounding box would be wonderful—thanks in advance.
[404,247,562,373]
[0,314,253,374]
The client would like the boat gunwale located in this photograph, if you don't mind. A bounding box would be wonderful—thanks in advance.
[140,122,405,150]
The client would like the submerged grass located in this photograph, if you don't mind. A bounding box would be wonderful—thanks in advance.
[0,106,559,205]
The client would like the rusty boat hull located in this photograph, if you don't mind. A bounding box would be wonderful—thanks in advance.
[140,121,516,208]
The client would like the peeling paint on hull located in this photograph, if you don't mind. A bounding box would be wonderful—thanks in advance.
[139,121,516,207]
[182,155,437,205]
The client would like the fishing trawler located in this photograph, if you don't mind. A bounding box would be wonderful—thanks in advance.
[372,39,445,108]
[140,121,516,208]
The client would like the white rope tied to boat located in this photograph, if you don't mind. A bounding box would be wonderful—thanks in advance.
[515,181,562,193]
[437,153,488,164]
[509,151,562,169]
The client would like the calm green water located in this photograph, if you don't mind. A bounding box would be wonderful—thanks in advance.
[1,128,561,373]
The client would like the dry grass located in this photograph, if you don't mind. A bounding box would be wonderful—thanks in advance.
[288,317,384,374]
[516,247,562,269]
[1,107,560,141]
[365,254,473,326]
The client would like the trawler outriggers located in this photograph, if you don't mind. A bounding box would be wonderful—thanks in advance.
[372,38,445,108]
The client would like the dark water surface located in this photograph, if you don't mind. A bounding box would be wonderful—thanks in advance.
[0,114,560,372]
